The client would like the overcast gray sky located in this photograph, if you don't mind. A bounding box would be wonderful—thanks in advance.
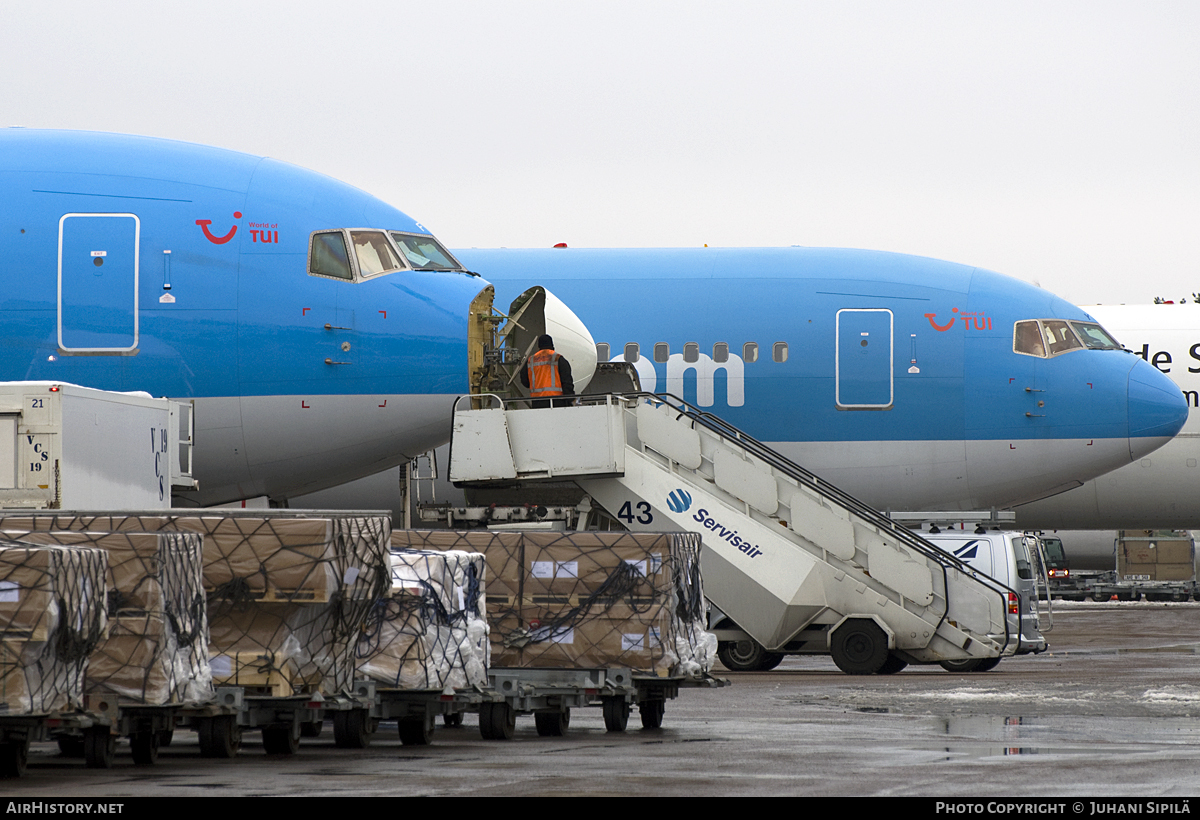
[3,1,1197,305]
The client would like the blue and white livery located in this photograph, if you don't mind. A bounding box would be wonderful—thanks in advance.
[456,247,1188,511]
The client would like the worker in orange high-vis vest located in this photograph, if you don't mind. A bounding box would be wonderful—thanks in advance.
[520,334,575,408]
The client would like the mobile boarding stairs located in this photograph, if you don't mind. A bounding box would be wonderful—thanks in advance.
[448,393,1019,675]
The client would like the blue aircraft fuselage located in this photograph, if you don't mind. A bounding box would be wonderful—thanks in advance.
[1,129,487,504]
[456,247,1188,510]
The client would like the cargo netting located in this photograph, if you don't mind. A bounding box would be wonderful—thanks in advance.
[391,530,716,677]
[3,529,211,705]
[0,512,392,696]
[0,541,107,714]
[356,549,489,691]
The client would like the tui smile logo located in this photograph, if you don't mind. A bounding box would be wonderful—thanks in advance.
[924,307,992,332]
[196,212,242,245]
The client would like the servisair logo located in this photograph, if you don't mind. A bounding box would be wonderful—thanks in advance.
[667,489,692,513]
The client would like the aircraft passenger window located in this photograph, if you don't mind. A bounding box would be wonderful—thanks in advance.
[654,343,669,363]
[390,232,465,272]
[1070,322,1122,351]
[1013,321,1046,357]
[309,232,353,280]
[1042,320,1083,356]
[624,343,640,363]
[683,343,699,363]
[350,231,404,277]
[596,343,610,361]
[713,343,729,363]
[743,342,759,363]
[772,342,788,363]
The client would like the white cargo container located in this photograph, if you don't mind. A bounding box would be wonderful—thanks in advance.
[0,382,194,509]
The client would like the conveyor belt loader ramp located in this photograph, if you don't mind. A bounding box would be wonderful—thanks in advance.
[449,394,1013,673]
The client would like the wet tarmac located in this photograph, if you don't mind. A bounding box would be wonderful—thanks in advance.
[8,601,1200,797]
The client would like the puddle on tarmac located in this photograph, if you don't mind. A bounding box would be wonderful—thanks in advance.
[926,714,1200,759]
[1052,643,1200,656]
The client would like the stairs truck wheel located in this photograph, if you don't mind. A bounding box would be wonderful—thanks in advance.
[876,653,909,675]
[443,712,464,728]
[718,639,785,672]
[939,657,984,673]
[975,657,1002,672]
[830,619,889,675]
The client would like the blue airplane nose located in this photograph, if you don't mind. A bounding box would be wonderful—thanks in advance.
[1128,360,1189,459]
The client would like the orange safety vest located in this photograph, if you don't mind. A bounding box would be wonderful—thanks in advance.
[527,349,563,398]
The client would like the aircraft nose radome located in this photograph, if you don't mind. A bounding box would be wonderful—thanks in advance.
[1127,362,1189,459]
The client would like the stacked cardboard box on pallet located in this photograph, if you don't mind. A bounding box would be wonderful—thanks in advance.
[391,530,716,677]
[0,512,392,697]
[0,542,107,714]
[8,530,211,705]
[1119,531,1196,582]
[356,548,489,691]
[200,517,347,695]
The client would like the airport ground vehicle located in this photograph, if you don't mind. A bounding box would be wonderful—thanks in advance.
[1057,530,1197,602]
[449,392,1022,676]
[918,529,1050,671]
[1040,534,1072,590]
[1031,530,1197,602]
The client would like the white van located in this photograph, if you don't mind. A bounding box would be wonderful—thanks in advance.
[920,529,1049,671]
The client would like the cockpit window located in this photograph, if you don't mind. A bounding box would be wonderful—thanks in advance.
[310,228,465,282]
[1042,320,1083,355]
[1069,321,1122,351]
[309,232,353,280]
[1013,321,1046,357]
[350,231,404,277]
[1014,319,1116,358]
[390,232,464,272]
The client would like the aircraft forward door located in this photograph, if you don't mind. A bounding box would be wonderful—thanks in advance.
[836,308,893,409]
[58,213,139,354]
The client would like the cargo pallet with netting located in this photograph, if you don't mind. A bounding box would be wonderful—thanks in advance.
[0,541,109,776]
[390,529,724,741]
[350,546,493,746]
[0,509,393,762]
[3,528,215,767]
